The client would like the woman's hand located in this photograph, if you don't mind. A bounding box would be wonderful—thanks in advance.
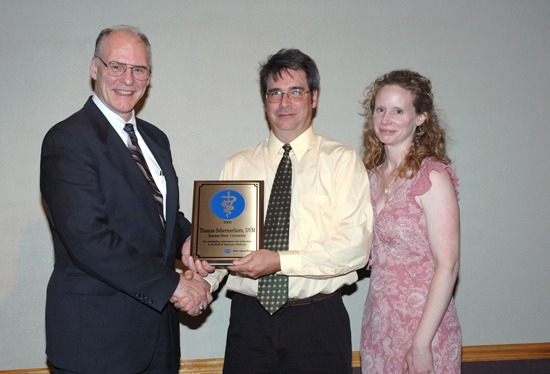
[402,344,434,374]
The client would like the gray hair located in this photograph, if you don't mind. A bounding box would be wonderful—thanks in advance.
[94,25,152,67]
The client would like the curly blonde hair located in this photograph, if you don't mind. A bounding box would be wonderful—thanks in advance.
[362,69,450,178]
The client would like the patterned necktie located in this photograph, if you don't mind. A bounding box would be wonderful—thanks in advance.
[124,124,165,228]
[258,144,292,315]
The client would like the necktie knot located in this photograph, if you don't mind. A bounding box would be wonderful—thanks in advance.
[282,143,292,153]
[124,124,139,147]
[124,123,135,134]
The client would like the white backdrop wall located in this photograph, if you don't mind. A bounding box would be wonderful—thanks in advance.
[1,0,549,370]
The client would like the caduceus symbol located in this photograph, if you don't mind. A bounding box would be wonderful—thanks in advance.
[221,191,237,218]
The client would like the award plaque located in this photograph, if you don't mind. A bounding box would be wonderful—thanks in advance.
[191,181,264,265]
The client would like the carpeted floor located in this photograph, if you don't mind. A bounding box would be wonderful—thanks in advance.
[462,359,550,374]
[353,359,550,373]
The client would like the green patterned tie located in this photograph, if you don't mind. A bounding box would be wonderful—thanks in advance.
[257,144,292,315]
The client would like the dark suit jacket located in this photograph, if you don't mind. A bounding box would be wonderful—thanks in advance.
[40,97,191,373]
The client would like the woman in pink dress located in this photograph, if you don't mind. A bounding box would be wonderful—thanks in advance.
[360,70,461,374]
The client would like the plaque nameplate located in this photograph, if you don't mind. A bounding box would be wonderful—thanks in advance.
[191,181,264,265]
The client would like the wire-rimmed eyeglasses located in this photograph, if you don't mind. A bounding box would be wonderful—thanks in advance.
[95,56,151,81]
[265,89,310,103]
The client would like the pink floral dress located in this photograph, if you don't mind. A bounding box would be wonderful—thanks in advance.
[360,160,462,373]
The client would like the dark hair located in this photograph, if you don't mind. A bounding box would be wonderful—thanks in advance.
[259,49,320,100]
[362,69,450,178]
[94,25,152,67]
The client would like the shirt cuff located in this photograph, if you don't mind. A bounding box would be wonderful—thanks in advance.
[204,269,227,293]
[278,250,302,275]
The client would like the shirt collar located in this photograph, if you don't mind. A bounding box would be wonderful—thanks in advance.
[267,126,316,162]
[92,94,136,132]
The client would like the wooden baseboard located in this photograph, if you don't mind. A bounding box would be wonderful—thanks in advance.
[179,358,224,373]
[352,350,361,368]
[461,342,550,362]
[2,343,549,373]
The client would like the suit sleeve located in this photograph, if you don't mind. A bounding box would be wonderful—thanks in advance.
[40,127,180,312]
[175,211,192,260]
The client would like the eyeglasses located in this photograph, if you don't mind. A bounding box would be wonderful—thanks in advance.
[95,56,151,81]
[265,89,310,103]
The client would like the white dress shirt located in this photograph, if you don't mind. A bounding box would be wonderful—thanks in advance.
[92,94,166,218]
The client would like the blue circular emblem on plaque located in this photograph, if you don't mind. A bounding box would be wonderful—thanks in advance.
[211,189,245,219]
[224,249,231,254]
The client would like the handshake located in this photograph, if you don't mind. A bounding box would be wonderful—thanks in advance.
[170,238,217,316]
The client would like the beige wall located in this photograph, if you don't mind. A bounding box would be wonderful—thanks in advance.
[1,0,549,370]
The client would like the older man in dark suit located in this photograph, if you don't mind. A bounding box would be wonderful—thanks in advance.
[40,25,211,374]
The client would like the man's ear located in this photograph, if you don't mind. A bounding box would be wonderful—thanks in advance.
[311,89,318,109]
[90,57,98,80]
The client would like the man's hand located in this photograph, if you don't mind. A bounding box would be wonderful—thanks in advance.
[181,237,192,259]
[170,270,213,316]
[228,249,280,279]
[181,237,215,277]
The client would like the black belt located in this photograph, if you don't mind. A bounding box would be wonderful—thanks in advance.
[282,289,341,307]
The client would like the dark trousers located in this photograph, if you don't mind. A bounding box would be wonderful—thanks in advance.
[53,306,179,374]
[223,292,352,374]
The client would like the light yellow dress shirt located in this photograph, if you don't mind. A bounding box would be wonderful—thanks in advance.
[206,127,373,299]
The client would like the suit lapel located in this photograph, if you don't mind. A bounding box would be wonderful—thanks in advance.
[85,99,165,235]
